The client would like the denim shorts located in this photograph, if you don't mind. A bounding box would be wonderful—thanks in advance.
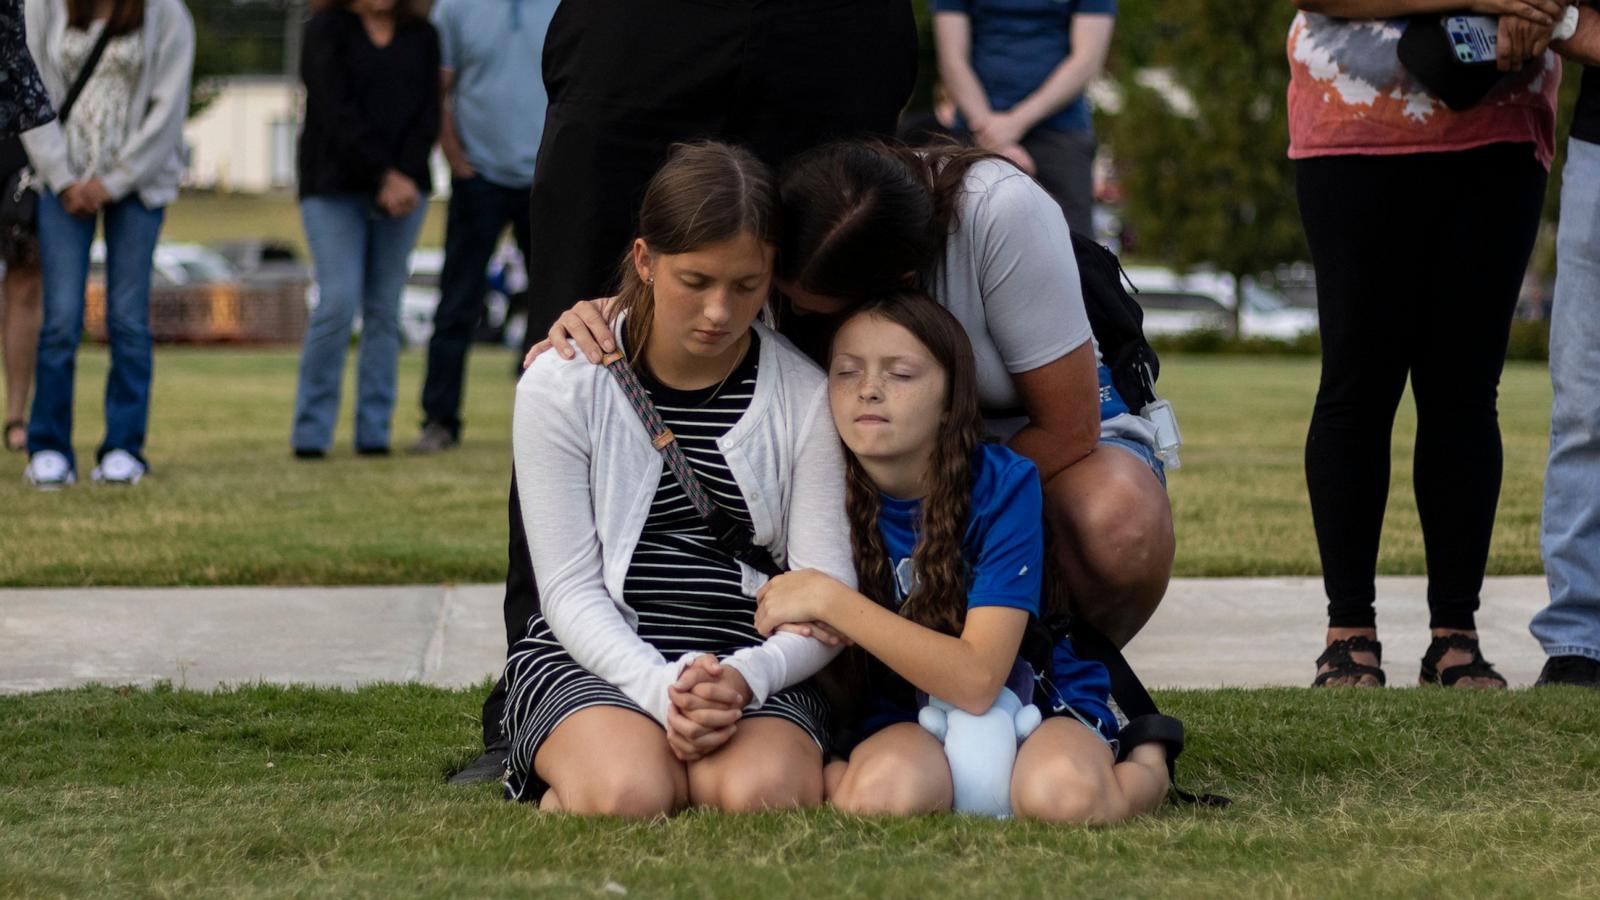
[1100,436,1166,488]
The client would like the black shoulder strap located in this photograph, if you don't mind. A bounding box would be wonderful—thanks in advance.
[58,22,117,125]
[600,350,784,579]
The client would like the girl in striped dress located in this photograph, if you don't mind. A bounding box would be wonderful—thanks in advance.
[503,142,855,815]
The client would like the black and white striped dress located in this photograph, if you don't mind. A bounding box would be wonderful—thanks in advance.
[503,334,831,801]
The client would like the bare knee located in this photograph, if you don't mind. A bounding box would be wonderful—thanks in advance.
[1013,761,1121,825]
[556,766,681,819]
[714,760,823,813]
[833,758,949,816]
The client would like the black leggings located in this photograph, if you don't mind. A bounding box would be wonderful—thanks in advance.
[1296,143,1546,631]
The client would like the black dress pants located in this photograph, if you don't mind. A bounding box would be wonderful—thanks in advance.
[481,0,917,747]
[1296,142,1546,632]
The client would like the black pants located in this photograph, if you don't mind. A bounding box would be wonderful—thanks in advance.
[481,0,917,747]
[1296,143,1546,631]
[422,175,532,440]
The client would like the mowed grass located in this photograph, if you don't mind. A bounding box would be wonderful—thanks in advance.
[2,684,1597,898]
[0,351,1553,586]
[162,190,449,255]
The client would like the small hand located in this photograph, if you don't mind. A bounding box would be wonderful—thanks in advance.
[776,621,854,647]
[444,148,476,181]
[524,296,619,367]
[1469,0,1564,28]
[973,110,1027,152]
[665,655,746,762]
[377,170,421,217]
[754,569,844,638]
[60,182,102,218]
[1499,14,1555,70]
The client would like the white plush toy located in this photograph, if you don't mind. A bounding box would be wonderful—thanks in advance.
[918,686,1044,817]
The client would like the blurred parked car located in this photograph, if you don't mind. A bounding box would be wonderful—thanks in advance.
[1121,266,1320,339]
[85,242,307,343]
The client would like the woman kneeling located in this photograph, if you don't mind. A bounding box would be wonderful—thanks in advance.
[503,142,853,817]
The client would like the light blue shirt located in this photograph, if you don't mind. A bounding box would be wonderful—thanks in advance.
[431,0,557,188]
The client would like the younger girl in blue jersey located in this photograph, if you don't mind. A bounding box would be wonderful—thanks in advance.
[756,291,1169,823]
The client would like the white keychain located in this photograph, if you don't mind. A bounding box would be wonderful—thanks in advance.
[1140,399,1183,470]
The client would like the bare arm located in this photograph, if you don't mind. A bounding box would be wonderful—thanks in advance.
[934,12,996,129]
[1294,0,1565,25]
[1006,342,1102,484]
[757,572,1031,715]
[437,68,475,179]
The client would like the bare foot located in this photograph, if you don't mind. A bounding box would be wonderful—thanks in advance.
[1316,627,1383,687]
[1425,629,1507,689]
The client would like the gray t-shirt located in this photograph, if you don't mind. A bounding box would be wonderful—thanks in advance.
[930,159,1155,445]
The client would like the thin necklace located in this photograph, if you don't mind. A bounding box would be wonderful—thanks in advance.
[691,333,751,408]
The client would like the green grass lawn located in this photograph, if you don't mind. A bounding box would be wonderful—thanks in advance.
[0,350,1553,586]
[162,190,449,256]
[2,684,1596,897]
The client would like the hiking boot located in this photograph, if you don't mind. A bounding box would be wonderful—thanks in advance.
[24,450,74,489]
[1536,655,1600,690]
[410,423,458,455]
[92,449,145,485]
[448,745,509,786]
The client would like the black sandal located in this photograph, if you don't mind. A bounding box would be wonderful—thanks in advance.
[1313,636,1386,687]
[3,420,24,453]
[1419,633,1507,688]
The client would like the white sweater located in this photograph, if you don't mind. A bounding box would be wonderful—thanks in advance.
[512,322,854,726]
[21,0,194,207]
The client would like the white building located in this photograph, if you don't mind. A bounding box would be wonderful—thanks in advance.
[183,76,300,193]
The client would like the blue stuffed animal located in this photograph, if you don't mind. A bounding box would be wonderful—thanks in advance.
[918,672,1044,817]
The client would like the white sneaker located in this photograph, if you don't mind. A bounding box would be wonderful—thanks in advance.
[24,450,75,489]
[91,449,145,485]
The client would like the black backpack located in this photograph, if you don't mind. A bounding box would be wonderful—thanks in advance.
[1072,231,1161,413]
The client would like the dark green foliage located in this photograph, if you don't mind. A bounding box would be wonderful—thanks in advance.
[1104,1,1308,336]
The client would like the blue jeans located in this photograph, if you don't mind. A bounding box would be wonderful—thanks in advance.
[421,175,531,438]
[1534,137,1600,663]
[292,195,426,452]
[27,189,165,471]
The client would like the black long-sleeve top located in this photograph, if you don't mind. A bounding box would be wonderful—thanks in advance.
[296,8,439,199]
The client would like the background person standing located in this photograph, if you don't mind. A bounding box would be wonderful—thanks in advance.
[932,0,1116,236]
[290,0,438,459]
[411,0,556,455]
[20,0,194,488]
[1534,3,1600,690]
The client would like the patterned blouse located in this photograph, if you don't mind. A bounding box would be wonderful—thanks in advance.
[60,21,144,180]
[1,0,55,139]
[1286,12,1560,169]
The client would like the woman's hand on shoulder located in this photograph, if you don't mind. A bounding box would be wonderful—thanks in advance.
[523,297,620,368]
[754,569,850,638]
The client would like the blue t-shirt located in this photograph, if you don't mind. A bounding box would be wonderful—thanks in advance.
[931,0,1117,136]
[431,0,558,188]
[860,443,1116,738]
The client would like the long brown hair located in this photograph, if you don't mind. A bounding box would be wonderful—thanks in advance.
[778,138,1012,303]
[837,291,985,637]
[608,141,780,361]
[67,0,143,36]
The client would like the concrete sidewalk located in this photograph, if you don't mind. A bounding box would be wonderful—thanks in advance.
[0,577,1554,694]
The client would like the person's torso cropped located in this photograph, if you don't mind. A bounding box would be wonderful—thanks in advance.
[59,19,141,179]
[935,0,1116,135]
[297,7,438,197]
[1286,12,1560,167]
[431,0,555,188]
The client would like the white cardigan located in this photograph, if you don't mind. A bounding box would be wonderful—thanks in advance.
[21,0,194,207]
[512,322,854,726]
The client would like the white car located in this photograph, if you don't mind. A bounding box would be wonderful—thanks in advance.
[88,241,238,287]
[1119,266,1319,339]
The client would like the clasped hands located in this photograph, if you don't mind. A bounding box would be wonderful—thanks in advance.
[59,178,111,218]
[1483,0,1574,71]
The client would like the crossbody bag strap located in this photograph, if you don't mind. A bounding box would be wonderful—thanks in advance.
[600,351,784,579]
[58,20,118,125]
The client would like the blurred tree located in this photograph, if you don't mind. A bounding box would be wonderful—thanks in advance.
[187,0,297,115]
[1103,0,1306,336]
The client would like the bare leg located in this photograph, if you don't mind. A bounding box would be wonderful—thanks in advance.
[534,706,688,819]
[823,759,849,801]
[687,717,824,813]
[2,264,43,447]
[1011,717,1167,825]
[830,722,952,816]
[1043,445,1175,646]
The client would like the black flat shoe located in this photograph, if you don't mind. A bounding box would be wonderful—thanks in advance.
[1419,633,1506,688]
[293,448,326,460]
[448,746,509,786]
[1536,655,1600,690]
[356,445,391,457]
